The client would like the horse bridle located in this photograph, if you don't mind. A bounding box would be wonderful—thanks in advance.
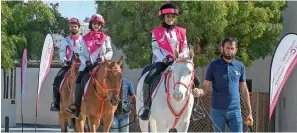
[87,62,122,120]
[170,59,195,93]
[91,63,122,94]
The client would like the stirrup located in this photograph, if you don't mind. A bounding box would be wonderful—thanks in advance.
[50,102,60,112]
[66,104,76,114]
[138,106,150,115]
[139,107,150,120]
[73,112,80,119]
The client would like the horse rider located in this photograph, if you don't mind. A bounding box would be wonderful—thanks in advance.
[67,14,113,119]
[50,18,83,112]
[139,3,201,121]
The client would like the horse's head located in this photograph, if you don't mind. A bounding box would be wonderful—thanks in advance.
[65,53,80,79]
[169,49,195,102]
[71,53,81,71]
[101,56,124,106]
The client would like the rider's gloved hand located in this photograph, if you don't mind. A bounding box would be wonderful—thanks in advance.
[166,55,174,62]
[63,60,72,66]
[66,61,72,66]
[86,61,93,70]
[162,58,168,63]
[96,56,104,64]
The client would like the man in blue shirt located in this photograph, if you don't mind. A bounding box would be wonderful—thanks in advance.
[193,37,253,132]
[110,65,136,132]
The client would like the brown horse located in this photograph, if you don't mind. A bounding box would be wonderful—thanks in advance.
[58,54,80,132]
[75,56,124,132]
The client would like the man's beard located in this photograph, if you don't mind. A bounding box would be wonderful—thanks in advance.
[71,30,78,35]
[222,52,234,60]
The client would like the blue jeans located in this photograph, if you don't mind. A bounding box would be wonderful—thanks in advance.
[210,108,243,132]
[109,113,130,132]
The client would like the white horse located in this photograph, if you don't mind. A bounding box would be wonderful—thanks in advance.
[136,50,195,132]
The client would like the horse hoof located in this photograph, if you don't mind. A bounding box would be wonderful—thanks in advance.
[61,126,69,132]
[65,126,69,132]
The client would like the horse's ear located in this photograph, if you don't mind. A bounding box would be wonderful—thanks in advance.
[117,56,124,67]
[189,49,194,59]
[104,58,111,65]
[110,61,116,66]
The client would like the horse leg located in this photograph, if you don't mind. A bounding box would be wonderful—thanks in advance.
[150,119,159,132]
[87,116,100,133]
[75,116,86,132]
[63,118,69,132]
[58,112,66,132]
[175,120,190,133]
[70,118,77,132]
[102,114,114,132]
[153,119,170,133]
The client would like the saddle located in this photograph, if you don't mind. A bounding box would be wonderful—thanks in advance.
[81,72,91,91]
[81,64,105,96]
[58,67,72,93]
[141,66,170,108]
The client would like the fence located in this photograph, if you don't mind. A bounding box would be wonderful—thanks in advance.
[126,92,269,132]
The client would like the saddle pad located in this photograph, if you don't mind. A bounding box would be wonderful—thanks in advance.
[83,76,92,97]
[141,65,154,77]
[59,77,67,93]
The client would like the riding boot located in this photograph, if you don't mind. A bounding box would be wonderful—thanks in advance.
[66,84,83,118]
[50,85,60,111]
[139,83,151,120]
[73,83,83,119]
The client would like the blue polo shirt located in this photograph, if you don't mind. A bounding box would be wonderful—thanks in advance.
[121,78,135,108]
[205,56,246,111]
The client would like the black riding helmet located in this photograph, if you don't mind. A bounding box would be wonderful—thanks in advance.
[158,3,179,29]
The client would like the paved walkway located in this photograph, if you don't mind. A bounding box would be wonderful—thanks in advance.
[1,124,74,132]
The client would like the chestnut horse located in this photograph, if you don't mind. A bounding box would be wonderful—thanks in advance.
[75,56,124,132]
[58,54,80,132]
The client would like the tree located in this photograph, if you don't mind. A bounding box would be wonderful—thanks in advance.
[84,17,90,23]
[1,1,68,72]
[49,3,69,37]
[96,1,287,69]
[48,3,69,61]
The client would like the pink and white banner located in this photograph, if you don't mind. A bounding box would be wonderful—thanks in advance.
[35,34,54,119]
[269,33,297,120]
[21,48,27,131]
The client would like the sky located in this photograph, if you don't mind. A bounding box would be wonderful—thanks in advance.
[45,0,97,21]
